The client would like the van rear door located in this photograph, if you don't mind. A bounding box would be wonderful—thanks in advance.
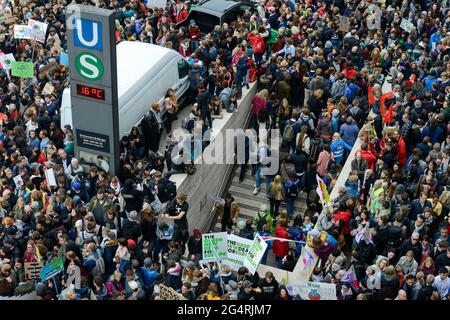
[175,59,191,102]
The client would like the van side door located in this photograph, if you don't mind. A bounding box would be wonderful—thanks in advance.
[175,59,191,100]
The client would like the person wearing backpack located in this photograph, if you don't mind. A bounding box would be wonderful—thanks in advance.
[216,193,240,232]
[181,106,197,133]
[284,176,301,219]
[254,204,273,234]
[295,124,311,156]
[156,175,177,204]
[282,110,301,153]
[82,242,105,280]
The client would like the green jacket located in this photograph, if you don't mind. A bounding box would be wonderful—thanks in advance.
[267,29,278,45]
[253,210,274,233]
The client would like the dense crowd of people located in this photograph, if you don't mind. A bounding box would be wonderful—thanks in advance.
[0,0,448,300]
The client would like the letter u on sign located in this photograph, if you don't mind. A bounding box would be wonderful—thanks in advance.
[74,18,103,51]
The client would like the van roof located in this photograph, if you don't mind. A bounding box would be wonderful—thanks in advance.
[192,0,240,16]
[116,41,176,98]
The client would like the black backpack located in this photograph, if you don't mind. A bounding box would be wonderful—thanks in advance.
[256,211,268,232]
[310,138,324,163]
[287,180,299,198]
[157,178,177,203]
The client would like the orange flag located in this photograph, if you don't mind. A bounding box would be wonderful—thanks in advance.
[380,91,395,116]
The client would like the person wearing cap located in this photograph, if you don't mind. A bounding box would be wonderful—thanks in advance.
[237,279,261,300]
[188,19,200,53]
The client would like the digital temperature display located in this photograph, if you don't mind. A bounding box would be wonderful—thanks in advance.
[76,84,105,100]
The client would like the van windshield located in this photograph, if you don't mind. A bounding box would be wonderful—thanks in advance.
[189,11,220,33]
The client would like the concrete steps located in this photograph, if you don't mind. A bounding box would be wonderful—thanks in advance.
[212,165,307,232]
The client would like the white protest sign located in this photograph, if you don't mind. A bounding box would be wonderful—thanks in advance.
[288,281,337,300]
[366,4,381,30]
[243,234,268,274]
[45,168,57,187]
[43,82,54,95]
[202,232,228,263]
[226,234,253,271]
[14,25,40,40]
[400,18,413,33]
[339,16,350,32]
[146,0,167,9]
[27,19,48,43]
[0,53,15,70]
[13,175,23,189]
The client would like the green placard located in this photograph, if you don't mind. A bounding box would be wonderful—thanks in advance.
[11,61,34,78]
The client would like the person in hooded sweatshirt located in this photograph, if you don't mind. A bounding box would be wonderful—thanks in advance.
[331,72,348,98]
[257,271,279,300]
[121,178,145,214]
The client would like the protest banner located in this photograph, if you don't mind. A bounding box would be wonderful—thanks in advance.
[243,234,268,274]
[366,4,381,30]
[400,18,413,33]
[44,168,57,186]
[288,281,337,300]
[28,19,48,43]
[291,246,318,282]
[0,53,16,70]
[24,262,43,280]
[226,234,253,271]
[14,24,39,40]
[202,232,227,262]
[43,82,54,95]
[13,174,23,188]
[339,16,350,32]
[11,61,34,78]
[66,265,81,289]
[59,51,69,67]
[40,257,64,282]
[159,284,186,300]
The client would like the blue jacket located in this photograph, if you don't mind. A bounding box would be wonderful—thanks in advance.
[429,33,441,51]
[345,180,359,198]
[421,125,443,144]
[423,75,438,92]
[343,83,358,103]
[331,139,352,164]
[142,268,159,287]
[339,123,359,147]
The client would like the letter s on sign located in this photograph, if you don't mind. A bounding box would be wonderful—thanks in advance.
[75,52,104,81]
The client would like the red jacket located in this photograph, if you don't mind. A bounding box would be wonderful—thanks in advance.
[189,26,200,40]
[358,147,377,171]
[272,226,289,258]
[251,96,267,115]
[174,6,188,24]
[333,210,351,235]
[247,32,265,54]
[396,136,407,165]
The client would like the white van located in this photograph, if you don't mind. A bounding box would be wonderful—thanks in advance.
[60,41,191,137]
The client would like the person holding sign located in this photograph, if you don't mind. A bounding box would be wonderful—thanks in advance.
[216,193,240,232]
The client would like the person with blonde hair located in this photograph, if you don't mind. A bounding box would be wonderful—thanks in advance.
[268,175,284,218]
